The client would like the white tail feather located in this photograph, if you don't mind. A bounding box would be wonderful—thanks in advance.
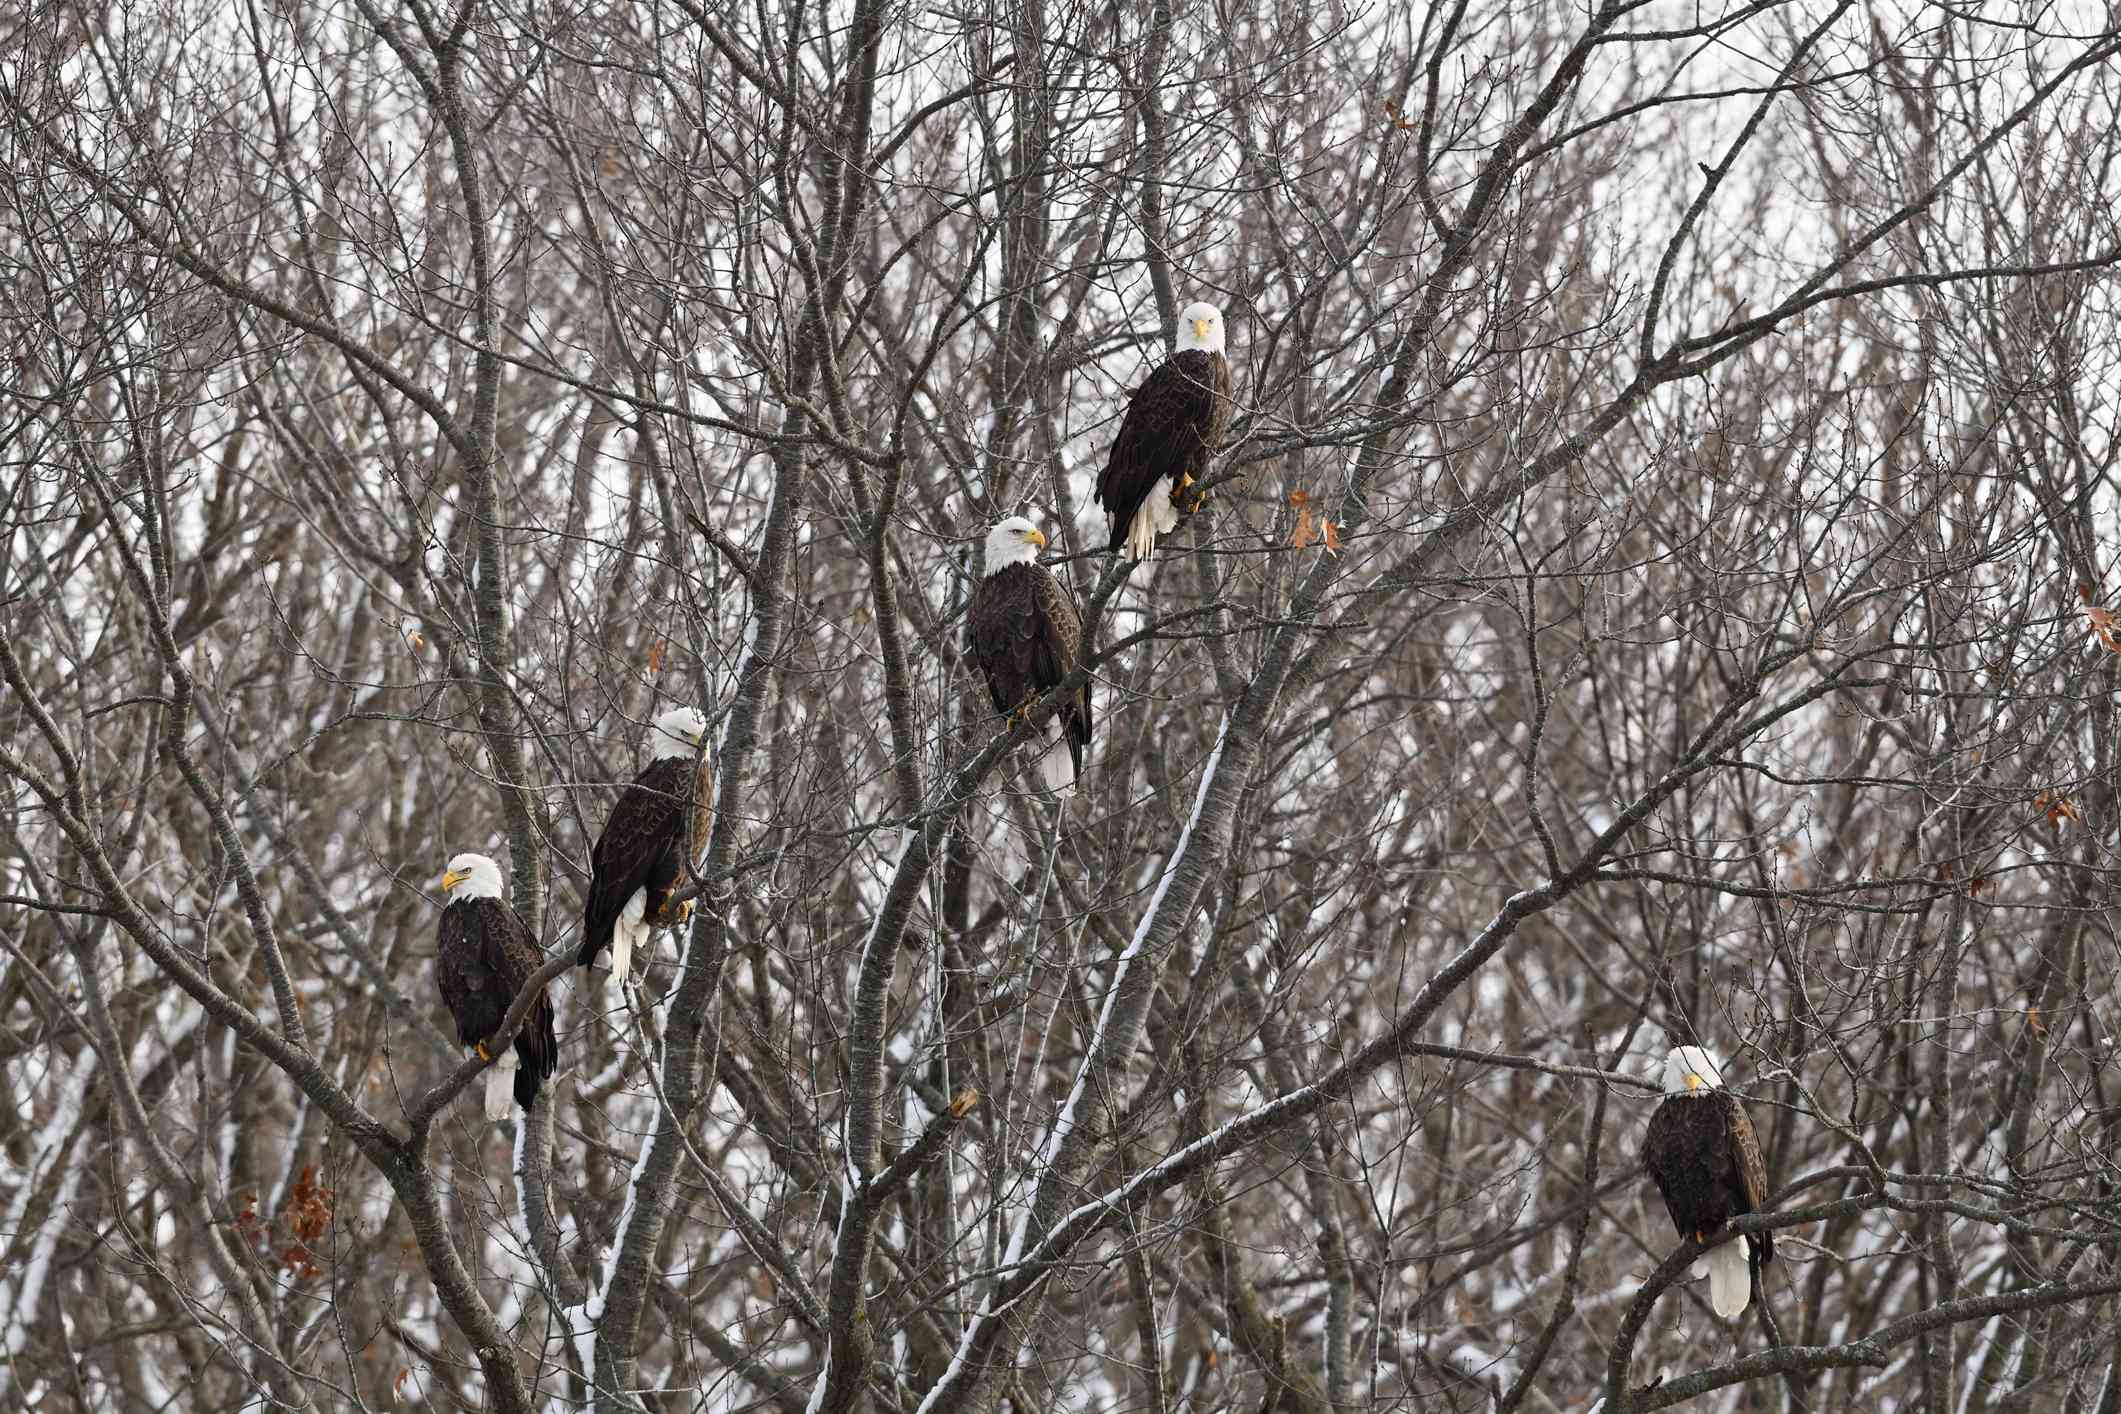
[483,1048,518,1121]
[1124,507,1154,561]
[1034,735,1075,794]
[1705,1238,1751,1319]
[608,888,648,991]
[1118,476,1179,561]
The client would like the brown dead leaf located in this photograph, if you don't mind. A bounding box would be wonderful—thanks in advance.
[1321,518,1342,556]
[287,1164,334,1246]
[2036,791,2082,831]
[2085,603,2121,653]
[1289,490,1318,551]
[648,638,668,673]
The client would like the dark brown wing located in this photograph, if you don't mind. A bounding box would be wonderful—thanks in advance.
[580,755,692,966]
[1035,566,1092,778]
[968,562,1090,782]
[439,898,559,1112]
[1096,349,1233,551]
[673,754,714,917]
[1724,1092,1774,1264]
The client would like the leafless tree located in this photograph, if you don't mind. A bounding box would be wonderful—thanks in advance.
[5,0,2121,1410]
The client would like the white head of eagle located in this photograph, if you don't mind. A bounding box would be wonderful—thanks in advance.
[650,706,710,762]
[441,852,504,901]
[1661,1045,1728,1095]
[1176,301,1226,355]
[983,516,1047,575]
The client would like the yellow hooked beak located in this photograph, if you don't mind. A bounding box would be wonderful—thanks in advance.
[1192,317,1212,342]
[1684,1073,1705,1092]
[1025,528,1047,548]
[440,867,468,893]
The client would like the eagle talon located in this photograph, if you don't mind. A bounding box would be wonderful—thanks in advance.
[474,1041,493,1063]
[1695,1229,1709,1245]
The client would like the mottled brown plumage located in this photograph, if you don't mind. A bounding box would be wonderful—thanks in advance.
[437,896,558,1111]
[579,752,705,967]
[967,560,1091,787]
[681,753,714,911]
[1097,346,1233,555]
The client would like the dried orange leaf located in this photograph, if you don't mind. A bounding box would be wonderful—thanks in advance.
[2085,603,2121,652]
[1321,519,1343,556]
[2036,792,2081,831]
[287,1164,335,1245]
[1289,490,1318,551]
[648,638,668,673]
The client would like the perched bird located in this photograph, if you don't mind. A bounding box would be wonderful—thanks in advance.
[1642,1045,1774,1318]
[1096,300,1234,560]
[436,853,559,1120]
[966,516,1092,793]
[579,706,713,988]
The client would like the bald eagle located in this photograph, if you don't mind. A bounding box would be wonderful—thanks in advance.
[966,517,1091,793]
[1643,1045,1774,1318]
[437,853,559,1120]
[1096,301,1233,561]
[579,707,712,989]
